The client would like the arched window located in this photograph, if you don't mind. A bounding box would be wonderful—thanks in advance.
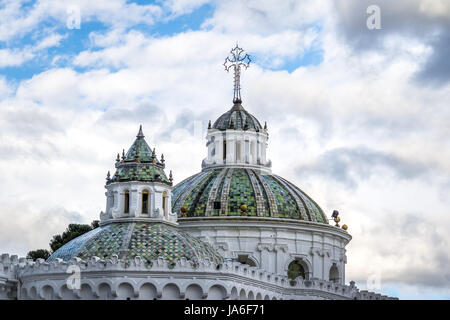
[250,141,255,159]
[142,190,149,214]
[124,191,130,214]
[162,191,168,218]
[288,260,307,284]
[329,263,340,283]
[223,140,227,160]
[237,254,256,267]
[235,141,241,161]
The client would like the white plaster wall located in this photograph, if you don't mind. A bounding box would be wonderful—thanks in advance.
[104,181,175,224]
[178,218,351,284]
[203,129,269,169]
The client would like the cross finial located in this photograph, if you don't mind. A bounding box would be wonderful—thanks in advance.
[224,44,251,104]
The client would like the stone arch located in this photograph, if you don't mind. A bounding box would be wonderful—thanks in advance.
[264,294,270,300]
[207,284,226,300]
[98,283,113,300]
[230,287,238,300]
[285,257,312,281]
[79,283,95,300]
[29,286,37,300]
[41,285,55,300]
[239,288,247,300]
[329,263,340,283]
[139,283,157,300]
[185,284,203,300]
[59,284,77,300]
[20,287,28,300]
[117,282,135,300]
[162,283,181,300]
[256,292,262,300]
[248,291,255,300]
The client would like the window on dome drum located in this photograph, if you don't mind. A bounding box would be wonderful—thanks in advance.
[124,191,130,214]
[213,201,221,209]
[329,263,340,283]
[142,190,149,214]
[236,141,241,161]
[162,191,168,218]
[223,140,227,160]
[288,260,307,285]
[237,254,256,267]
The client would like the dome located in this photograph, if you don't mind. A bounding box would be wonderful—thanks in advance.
[212,103,264,132]
[47,222,223,266]
[108,126,172,186]
[171,168,328,223]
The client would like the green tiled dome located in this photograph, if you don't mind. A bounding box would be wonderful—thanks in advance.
[107,126,172,186]
[47,222,223,266]
[172,168,328,223]
[212,103,263,132]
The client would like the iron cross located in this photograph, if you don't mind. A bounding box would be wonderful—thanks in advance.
[224,44,251,104]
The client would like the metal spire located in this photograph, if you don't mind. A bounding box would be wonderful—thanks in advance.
[136,125,144,139]
[224,44,251,104]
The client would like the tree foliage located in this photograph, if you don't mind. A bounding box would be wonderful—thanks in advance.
[26,249,51,261]
[25,220,100,260]
[49,220,100,252]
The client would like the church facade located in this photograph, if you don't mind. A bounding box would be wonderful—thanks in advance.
[0,46,395,300]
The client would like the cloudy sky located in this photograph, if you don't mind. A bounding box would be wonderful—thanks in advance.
[0,0,449,299]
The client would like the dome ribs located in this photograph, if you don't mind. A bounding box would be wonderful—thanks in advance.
[173,171,210,214]
[260,175,299,218]
[271,175,309,221]
[190,171,219,217]
[246,169,267,217]
[219,168,234,215]
[205,169,228,216]
[254,173,279,217]
[276,175,327,223]
[227,169,257,216]
[181,171,216,217]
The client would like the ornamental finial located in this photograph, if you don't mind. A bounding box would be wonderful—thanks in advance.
[224,44,251,104]
[136,125,144,139]
[169,170,173,182]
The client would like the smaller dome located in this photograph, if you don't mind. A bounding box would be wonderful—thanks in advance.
[47,222,223,266]
[108,126,172,186]
[212,103,263,132]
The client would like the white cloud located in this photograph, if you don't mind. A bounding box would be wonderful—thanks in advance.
[0,47,34,67]
[0,0,449,299]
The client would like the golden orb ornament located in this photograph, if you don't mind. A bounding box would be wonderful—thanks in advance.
[240,204,247,212]
[342,224,348,230]
[180,206,187,213]
[334,216,341,223]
